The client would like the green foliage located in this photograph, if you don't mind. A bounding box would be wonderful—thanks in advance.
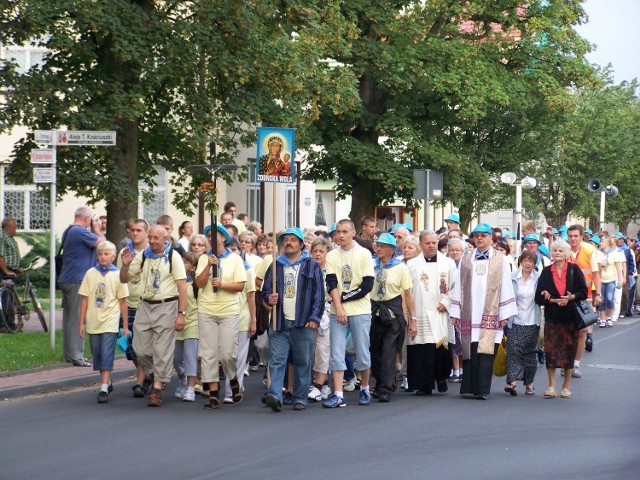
[0,1,359,240]
[20,233,56,289]
[302,0,596,224]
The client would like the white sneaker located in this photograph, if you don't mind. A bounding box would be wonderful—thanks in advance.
[174,383,187,399]
[321,385,332,400]
[222,396,234,404]
[401,378,409,390]
[343,377,357,392]
[308,386,322,402]
[182,389,196,402]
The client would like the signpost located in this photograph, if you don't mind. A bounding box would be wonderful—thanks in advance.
[32,129,116,348]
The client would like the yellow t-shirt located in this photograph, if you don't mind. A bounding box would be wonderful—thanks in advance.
[373,262,413,301]
[117,248,144,308]
[238,268,257,331]
[326,244,375,316]
[79,268,129,334]
[599,250,617,283]
[127,249,187,301]
[176,279,199,340]
[255,254,273,282]
[196,251,247,317]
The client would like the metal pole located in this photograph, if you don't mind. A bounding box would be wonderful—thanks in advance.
[515,183,522,257]
[49,134,57,349]
[599,190,606,232]
[422,170,431,231]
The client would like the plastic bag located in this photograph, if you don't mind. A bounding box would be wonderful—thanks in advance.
[493,336,507,377]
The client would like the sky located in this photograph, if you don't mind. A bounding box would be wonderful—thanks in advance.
[576,0,639,84]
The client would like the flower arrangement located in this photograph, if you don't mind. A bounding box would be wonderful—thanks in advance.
[198,182,218,214]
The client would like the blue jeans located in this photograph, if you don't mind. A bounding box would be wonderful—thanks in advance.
[329,314,372,371]
[268,320,314,405]
[600,281,615,311]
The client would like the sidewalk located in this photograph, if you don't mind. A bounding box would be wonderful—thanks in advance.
[1,309,136,401]
[0,357,136,400]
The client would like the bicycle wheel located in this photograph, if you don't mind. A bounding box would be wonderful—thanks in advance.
[29,287,48,332]
[0,287,20,333]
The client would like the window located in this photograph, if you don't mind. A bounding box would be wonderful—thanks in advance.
[246,159,260,221]
[139,167,167,224]
[315,190,335,227]
[0,44,47,74]
[0,166,50,232]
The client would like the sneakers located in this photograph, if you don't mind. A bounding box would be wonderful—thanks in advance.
[132,384,145,398]
[572,367,582,378]
[222,396,234,404]
[343,377,357,392]
[183,389,196,402]
[308,386,322,402]
[97,391,109,403]
[448,374,460,383]
[400,377,409,390]
[585,334,593,352]
[320,385,332,400]
[148,388,163,407]
[175,383,187,399]
[606,319,613,328]
[358,389,371,405]
[322,394,346,408]
[598,320,607,328]
[283,391,294,405]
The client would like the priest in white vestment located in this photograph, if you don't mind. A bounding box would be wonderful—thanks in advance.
[450,223,518,399]
[406,231,457,395]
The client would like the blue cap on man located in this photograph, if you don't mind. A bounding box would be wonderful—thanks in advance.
[278,227,305,245]
[470,223,492,237]
[376,232,397,247]
[444,213,460,225]
[522,233,541,245]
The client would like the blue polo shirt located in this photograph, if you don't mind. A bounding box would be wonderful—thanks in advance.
[58,226,100,283]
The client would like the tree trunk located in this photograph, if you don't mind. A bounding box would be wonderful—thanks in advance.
[106,116,139,243]
[349,177,379,226]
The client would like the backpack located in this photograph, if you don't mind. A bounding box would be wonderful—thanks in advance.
[140,247,175,273]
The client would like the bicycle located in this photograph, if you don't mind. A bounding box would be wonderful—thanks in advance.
[0,260,48,333]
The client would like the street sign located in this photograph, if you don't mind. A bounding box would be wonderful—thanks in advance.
[57,130,116,146]
[34,130,55,145]
[33,168,55,183]
[30,149,56,164]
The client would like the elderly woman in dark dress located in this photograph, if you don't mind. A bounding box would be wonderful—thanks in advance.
[535,239,588,399]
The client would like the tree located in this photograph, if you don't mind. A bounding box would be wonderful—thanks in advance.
[528,73,640,230]
[0,1,359,240]
[301,0,595,227]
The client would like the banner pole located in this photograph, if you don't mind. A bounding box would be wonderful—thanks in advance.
[271,183,277,331]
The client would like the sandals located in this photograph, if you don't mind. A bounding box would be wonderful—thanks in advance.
[203,393,221,410]
[525,385,535,396]
[230,377,243,404]
[543,387,557,398]
[504,383,518,396]
[560,388,571,399]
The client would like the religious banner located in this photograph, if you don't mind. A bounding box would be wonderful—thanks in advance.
[256,127,296,183]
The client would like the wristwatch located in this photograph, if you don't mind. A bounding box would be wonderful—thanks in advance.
[178,311,187,315]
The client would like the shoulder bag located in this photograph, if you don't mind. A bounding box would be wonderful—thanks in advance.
[568,264,598,329]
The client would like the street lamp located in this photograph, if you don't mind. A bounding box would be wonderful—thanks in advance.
[501,172,537,251]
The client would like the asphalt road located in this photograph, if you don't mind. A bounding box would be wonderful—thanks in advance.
[2,319,639,480]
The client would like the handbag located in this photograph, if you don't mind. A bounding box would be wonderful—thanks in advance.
[493,336,507,377]
[568,265,598,329]
[574,298,598,330]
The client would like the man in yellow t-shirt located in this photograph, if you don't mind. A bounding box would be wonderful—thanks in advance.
[370,233,414,403]
[323,219,375,408]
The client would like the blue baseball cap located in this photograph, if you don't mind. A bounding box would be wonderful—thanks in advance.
[329,223,337,235]
[590,235,601,246]
[538,244,550,258]
[558,225,568,232]
[376,232,397,247]
[552,227,559,235]
[470,223,492,237]
[390,223,412,234]
[444,213,460,224]
[502,228,512,239]
[585,228,593,236]
[216,224,232,245]
[614,232,626,239]
[278,227,304,244]
[522,234,541,245]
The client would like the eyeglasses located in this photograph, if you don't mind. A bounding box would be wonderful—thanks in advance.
[192,243,206,247]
